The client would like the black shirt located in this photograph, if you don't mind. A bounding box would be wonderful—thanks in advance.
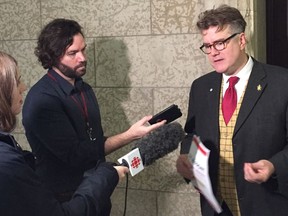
[23,69,107,195]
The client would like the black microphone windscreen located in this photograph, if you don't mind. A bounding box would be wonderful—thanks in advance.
[134,122,185,166]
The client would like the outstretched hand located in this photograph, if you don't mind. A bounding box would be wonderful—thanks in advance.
[244,160,275,184]
[104,115,166,155]
[126,115,166,140]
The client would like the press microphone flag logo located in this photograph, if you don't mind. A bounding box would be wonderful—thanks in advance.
[118,148,144,176]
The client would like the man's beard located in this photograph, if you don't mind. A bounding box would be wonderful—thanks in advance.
[56,61,87,79]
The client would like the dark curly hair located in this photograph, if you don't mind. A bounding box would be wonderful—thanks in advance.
[35,18,84,69]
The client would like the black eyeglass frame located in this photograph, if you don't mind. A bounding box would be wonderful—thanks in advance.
[199,32,241,54]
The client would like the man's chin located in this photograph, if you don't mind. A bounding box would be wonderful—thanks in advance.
[77,69,86,77]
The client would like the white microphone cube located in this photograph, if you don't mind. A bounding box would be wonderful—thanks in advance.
[118,148,144,176]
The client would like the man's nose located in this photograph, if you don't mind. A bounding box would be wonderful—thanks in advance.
[78,52,86,62]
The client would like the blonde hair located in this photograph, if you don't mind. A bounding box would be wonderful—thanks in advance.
[0,51,18,132]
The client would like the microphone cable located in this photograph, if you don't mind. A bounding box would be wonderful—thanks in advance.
[123,173,129,216]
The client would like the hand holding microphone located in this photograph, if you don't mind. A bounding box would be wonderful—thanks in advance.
[118,121,185,176]
[115,106,184,215]
[114,165,129,179]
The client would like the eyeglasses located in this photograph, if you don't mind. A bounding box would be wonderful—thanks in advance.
[200,33,241,54]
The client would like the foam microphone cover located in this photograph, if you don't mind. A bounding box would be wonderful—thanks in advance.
[134,122,185,166]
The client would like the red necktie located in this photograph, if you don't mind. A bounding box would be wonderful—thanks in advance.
[222,76,239,125]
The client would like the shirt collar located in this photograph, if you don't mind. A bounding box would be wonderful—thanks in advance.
[0,131,17,148]
[48,69,84,95]
[222,56,254,84]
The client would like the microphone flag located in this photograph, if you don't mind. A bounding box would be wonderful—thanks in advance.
[117,148,144,176]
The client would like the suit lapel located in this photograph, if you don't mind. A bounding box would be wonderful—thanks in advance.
[234,61,267,136]
[206,73,222,140]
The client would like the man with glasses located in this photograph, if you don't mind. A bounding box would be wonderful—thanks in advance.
[176,4,288,216]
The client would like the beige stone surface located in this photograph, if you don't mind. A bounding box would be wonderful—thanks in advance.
[0,0,265,215]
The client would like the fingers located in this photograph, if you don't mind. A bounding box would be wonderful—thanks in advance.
[139,115,153,125]
[114,166,129,180]
[176,154,194,180]
[143,115,167,127]
[244,163,259,183]
[178,154,193,169]
[146,119,166,131]
[243,161,274,184]
[128,115,166,139]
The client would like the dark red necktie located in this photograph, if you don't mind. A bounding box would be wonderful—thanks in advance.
[222,76,239,125]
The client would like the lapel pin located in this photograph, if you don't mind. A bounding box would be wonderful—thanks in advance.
[257,84,262,91]
[210,88,213,92]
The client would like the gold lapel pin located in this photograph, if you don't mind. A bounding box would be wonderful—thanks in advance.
[257,84,262,91]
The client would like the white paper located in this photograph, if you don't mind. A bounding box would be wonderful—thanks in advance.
[188,135,222,213]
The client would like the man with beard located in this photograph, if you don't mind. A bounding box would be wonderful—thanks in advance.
[22,19,165,205]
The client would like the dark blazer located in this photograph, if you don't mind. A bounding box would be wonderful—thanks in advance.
[181,59,288,216]
[0,132,119,216]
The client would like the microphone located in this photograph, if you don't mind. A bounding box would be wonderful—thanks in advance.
[118,122,185,176]
[135,121,185,166]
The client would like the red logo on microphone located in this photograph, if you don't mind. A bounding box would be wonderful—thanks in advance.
[130,157,141,168]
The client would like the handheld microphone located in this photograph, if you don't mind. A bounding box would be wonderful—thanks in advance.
[118,122,185,176]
